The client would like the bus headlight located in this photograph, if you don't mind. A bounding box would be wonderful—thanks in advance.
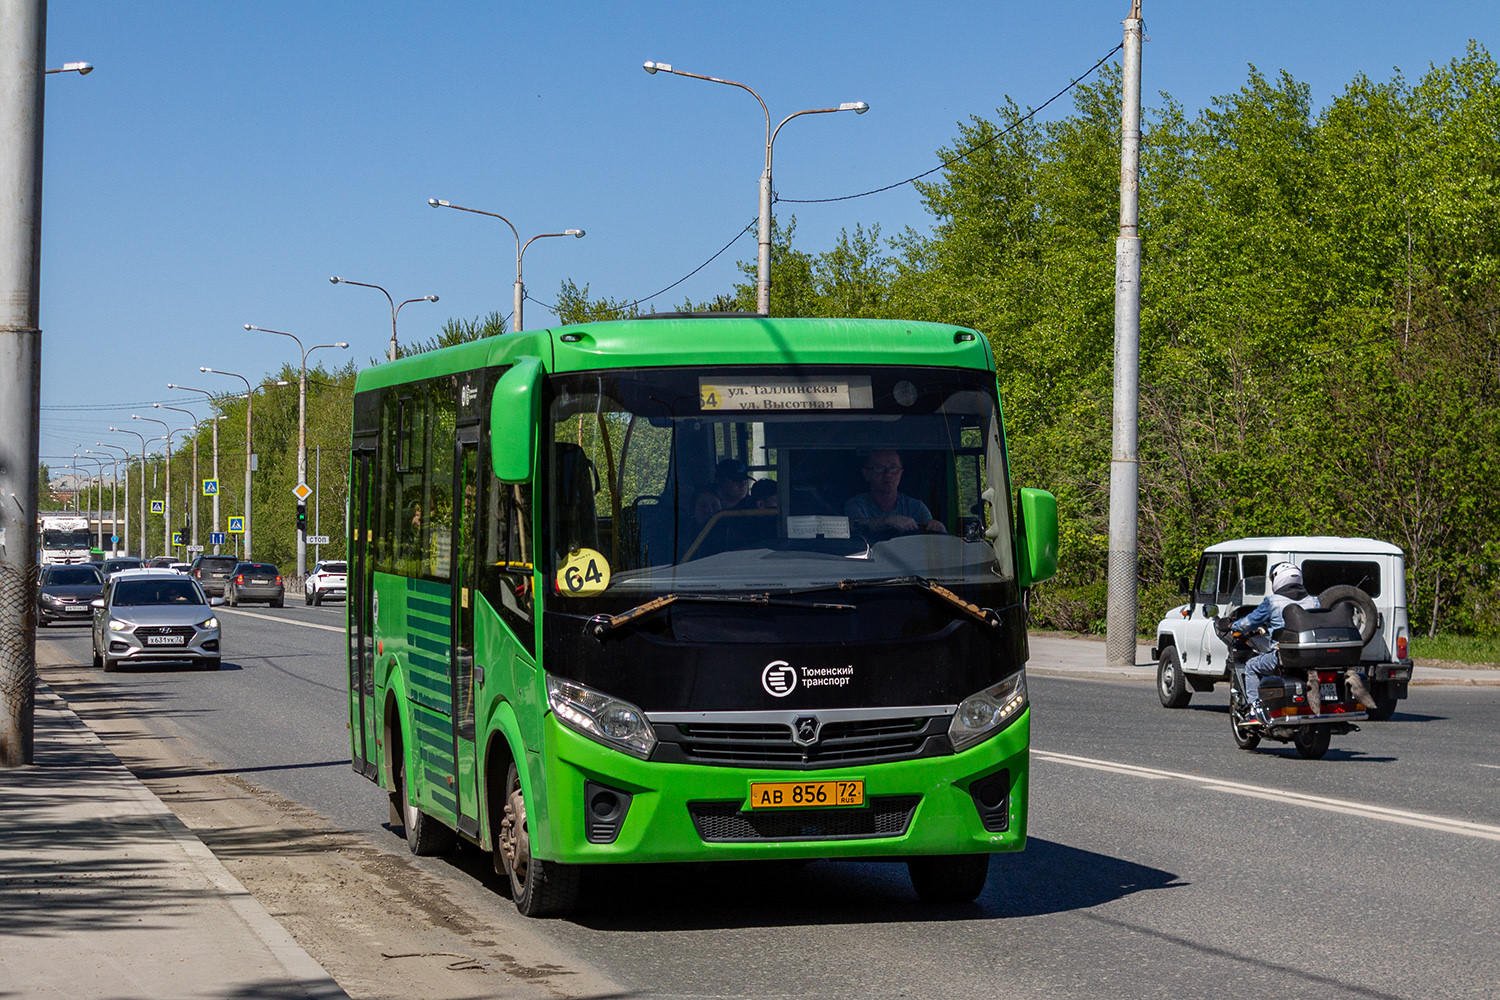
[547,676,657,760]
[948,670,1028,752]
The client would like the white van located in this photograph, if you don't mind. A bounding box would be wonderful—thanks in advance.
[1152,536,1414,720]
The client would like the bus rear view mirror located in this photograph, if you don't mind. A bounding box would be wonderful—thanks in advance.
[1016,487,1058,588]
[491,357,542,483]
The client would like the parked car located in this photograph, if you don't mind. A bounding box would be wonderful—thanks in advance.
[99,556,144,579]
[224,562,284,607]
[36,563,104,626]
[304,560,347,606]
[1152,536,1414,720]
[90,569,223,671]
[188,554,240,597]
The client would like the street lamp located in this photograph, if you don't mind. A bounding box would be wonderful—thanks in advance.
[427,198,584,333]
[44,62,92,75]
[132,414,178,557]
[93,442,132,557]
[200,367,286,563]
[329,277,439,362]
[244,325,348,577]
[109,426,151,558]
[73,452,106,552]
[154,402,206,552]
[643,61,867,315]
[168,384,229,552]
[84,448,122,555]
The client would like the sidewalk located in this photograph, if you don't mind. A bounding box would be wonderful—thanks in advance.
[1026,633,1500,686]
[0,682,347,1000]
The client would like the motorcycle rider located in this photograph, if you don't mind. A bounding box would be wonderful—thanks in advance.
[1223,561,1321,727]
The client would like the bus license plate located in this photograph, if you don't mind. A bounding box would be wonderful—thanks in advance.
[145,635,185,645]
[749,780,864,809]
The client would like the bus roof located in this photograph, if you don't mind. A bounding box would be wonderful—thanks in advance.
[353,316,995,394]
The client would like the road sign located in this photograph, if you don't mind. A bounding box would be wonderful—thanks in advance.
[172,531,184,546]
[110,535,119,543]
[306,535,330,545]
[293,482,313,502]
[227,517,245,533]
[151,500,165,514]
[187,544,204,553]
[209,531,227,545]
[203,479,218,496]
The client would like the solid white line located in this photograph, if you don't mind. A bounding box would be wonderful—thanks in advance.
[219,607,344,633]
[1476,763,1500,771]
[1034,748,1500,843]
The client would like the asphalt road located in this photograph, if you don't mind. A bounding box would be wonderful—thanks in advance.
[37,609,1500,1000]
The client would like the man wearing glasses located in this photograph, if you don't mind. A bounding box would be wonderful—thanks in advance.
[845,449,945,534]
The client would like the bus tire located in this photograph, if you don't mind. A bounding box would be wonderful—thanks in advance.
[907,853,990,904]
[500,760,580,917]
[395,730,454,856]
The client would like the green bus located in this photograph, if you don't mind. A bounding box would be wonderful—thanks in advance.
[347,315,1057,916]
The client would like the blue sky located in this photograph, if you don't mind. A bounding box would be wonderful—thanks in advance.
[37,1,1496,468]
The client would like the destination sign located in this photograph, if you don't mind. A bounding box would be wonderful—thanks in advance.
[698,376,872,412]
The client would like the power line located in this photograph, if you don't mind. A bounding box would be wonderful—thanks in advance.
[620,219,758,312]
[778,43,1124,205]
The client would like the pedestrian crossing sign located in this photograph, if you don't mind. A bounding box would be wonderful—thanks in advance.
[151,500,165,514]
[228,517,245,533]
[203,479,218,496]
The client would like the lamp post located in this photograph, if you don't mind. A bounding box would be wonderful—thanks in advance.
[154,402,205,552]
[44,62,92,75]
[244,325,348,577]
[85,448,121,555]
[132,414,176,557]
[643,61,867,315]
[168,384,226,552]
[426,199,584,333]
[93,442,131,557]
[74,452,105,552]
[110,426,150,558]
[200,368,257,561]
[329,277,439,362]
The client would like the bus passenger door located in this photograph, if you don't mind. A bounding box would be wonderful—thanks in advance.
[349,444,377,779]
[451,430,481,838]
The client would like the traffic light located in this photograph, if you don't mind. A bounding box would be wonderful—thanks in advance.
[296,503,307,534]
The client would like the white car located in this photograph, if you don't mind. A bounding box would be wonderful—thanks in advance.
[305,560,347,606]
[1152,536,1415,720]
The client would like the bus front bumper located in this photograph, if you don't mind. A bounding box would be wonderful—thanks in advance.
[529,709,1030,865]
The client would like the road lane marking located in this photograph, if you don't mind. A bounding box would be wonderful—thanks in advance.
[219,607,344,633]
[1034,749,1500,843]
[1477,763,1500,770]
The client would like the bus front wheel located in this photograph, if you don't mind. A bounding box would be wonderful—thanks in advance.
[907,853,990,904]
[499,761,580,917]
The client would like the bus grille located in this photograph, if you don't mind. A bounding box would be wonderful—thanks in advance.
[689,796,920,843]
[655,716,948,769]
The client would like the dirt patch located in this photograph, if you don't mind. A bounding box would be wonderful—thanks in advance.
[39,664,620,1000]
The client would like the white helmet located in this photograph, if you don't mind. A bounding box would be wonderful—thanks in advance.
[1270,561,1303,591]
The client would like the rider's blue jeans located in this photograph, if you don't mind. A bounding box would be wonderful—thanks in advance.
[1244,650,1279,703]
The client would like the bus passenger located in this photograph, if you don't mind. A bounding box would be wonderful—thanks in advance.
[711,458,752,512]
[845,450,944,534]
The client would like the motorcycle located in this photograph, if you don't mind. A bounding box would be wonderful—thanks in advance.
[1218,603,1368,759]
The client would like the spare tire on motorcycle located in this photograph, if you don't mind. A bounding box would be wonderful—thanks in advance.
[1316,585,1378,644]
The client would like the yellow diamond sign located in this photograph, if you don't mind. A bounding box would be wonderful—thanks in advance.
[293,482,312,502]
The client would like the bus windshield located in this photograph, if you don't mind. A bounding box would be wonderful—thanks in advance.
[545,366,1015,597]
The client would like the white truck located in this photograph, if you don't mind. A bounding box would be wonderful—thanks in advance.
[1152,536,1415,720]
[38,514,93,566]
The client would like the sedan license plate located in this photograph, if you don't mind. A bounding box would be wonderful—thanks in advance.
[749,780,864,809]
[145,635,185,646]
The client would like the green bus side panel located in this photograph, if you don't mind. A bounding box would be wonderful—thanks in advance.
[374,572,457,819]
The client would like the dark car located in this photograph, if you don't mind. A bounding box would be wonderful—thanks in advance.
[224,562,284,607]
[37,563,105,626]
[91,569,223,671]
[146,556,176,569]
[100,557,145,578]
[189,554,240,597]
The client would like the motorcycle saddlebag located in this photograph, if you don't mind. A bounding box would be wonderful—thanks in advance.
[1274,604,1364,670]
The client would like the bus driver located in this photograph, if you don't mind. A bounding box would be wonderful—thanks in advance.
[845,449,944,534]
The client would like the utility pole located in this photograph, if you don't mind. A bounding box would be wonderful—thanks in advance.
[1105,0,1144,669]
[0,0,45,766]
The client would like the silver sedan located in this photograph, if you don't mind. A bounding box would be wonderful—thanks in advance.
[91,569,224,671]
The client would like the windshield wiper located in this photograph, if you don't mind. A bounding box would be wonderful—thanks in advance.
[835,575,1009,629]
[589,592,855,640]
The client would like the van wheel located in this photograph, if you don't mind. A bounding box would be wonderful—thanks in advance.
[1157,646,1191,708]
[500,761,580,916]
[1367,682,1399,721]
[1317,586,1378,644]
[907,854,990,904]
